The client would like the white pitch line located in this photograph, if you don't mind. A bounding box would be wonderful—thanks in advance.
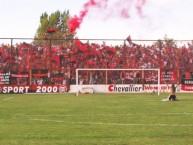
[25,112,193,117]
[31,118,193,127]
[3,97,14,101]
[96,113,193,115]
[162,112,193,115]
[27,114,80,117]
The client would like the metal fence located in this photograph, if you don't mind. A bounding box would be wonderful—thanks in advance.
[0,38,193,86]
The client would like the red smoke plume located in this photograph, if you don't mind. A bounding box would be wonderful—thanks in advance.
[68,0,106,33]
[68,0,146,33]
[136,0,146,17]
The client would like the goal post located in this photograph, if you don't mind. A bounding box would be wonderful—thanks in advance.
[76,68,160,96]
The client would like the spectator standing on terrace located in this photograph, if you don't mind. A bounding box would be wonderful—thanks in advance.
[79,77,84,85]
[89,72,94,84]
[62,77,68,85]
[37,77,43,85]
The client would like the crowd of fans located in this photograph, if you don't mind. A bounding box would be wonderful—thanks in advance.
[0,37,193,85]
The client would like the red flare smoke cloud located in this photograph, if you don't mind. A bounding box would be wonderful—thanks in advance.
[68,0,146,33]
[136,0,146,17]
[68,0,108,33]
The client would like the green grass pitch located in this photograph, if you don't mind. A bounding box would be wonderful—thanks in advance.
[0,93,193,145]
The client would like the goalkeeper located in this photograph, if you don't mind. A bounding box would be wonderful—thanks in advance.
[162,81,179,101]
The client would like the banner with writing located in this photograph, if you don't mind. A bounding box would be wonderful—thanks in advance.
[0,84,70,94]
[161,70,177,84]
[0,72,10,85]
[181,84,193,91]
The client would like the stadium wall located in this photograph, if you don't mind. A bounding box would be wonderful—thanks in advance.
[69,84,193,93]
[1,84,192,94]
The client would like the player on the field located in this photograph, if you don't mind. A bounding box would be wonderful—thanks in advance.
[162,81,179,101]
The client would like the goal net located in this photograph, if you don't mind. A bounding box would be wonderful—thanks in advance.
[75,68,160,96]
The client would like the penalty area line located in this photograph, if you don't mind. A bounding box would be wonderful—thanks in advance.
[3,97,14,101]
[31,118,193,127]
